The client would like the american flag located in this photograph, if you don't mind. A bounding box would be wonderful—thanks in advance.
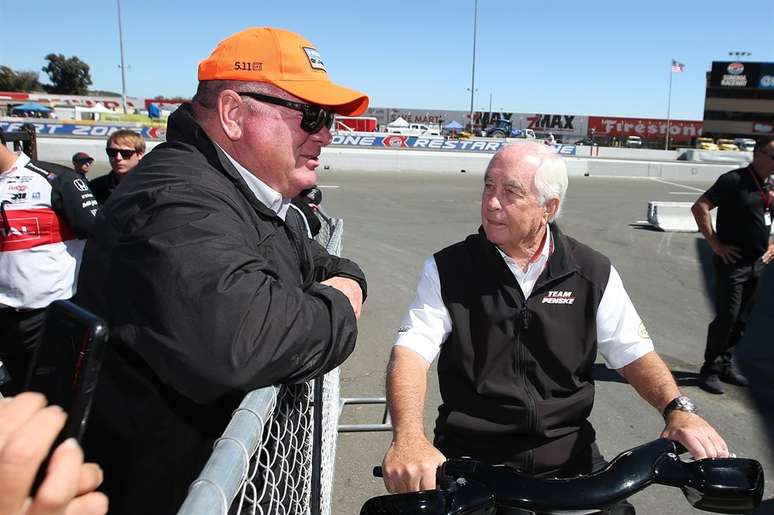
[671,60,685,73]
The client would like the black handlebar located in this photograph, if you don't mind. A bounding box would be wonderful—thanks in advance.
[363,439,763,515]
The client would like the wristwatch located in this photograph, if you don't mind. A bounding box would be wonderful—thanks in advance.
[662,396,696,418]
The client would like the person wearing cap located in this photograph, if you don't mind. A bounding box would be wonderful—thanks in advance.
[89,129,146,204]
[74,27,368,514]
[71,152,94,176]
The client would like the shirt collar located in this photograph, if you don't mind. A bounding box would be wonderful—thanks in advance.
[1,151,30,174]
[217,144,290,220]
[497,224,552,268]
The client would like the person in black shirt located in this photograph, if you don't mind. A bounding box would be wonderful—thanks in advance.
[89,130,145,204]
[692,136,774,394]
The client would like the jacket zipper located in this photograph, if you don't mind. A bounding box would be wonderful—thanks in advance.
[515,292,537,473]
[519,271,574,474]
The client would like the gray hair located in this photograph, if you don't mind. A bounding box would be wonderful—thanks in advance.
[533,151,568,222]
[191,80,286,118]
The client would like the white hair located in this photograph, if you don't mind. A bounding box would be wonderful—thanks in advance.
[533,153,568,222]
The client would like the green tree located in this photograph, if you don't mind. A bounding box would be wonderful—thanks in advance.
[0,66,42,92]
[41,54,92,95]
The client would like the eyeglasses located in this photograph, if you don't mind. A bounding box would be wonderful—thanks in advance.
[237,92,334,134]
[106,148,137,159]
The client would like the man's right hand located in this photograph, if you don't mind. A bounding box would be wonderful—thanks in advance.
[710,239,741,264]
[321,276,363,319]
[381,436,446,493]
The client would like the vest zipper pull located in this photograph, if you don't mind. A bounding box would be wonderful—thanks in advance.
[521,308,530,330]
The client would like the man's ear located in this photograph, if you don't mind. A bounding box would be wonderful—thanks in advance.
[217,90,245,141]
[544,197,560,222]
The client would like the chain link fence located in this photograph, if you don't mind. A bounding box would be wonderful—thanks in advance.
[177,217,345,515]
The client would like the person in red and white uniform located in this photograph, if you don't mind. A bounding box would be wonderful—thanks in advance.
[0,145,96,395]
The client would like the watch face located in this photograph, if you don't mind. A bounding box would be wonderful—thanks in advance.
[677,396,695,411]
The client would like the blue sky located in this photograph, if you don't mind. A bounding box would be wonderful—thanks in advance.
[0,0,772,120]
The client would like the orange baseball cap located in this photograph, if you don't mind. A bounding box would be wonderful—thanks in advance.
[198,27,368,116]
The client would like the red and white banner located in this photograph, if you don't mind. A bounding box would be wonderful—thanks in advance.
[588,116,702,142]
[0,91,143,110]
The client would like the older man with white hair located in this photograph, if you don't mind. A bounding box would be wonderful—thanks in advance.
[381,143,727,512]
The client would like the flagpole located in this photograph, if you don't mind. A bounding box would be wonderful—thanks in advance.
[665,59,673,150]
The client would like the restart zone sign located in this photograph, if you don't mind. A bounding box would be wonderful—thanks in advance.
[0,120,166,140]
[331,134,577,155]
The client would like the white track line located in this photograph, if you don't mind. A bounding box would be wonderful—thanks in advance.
[317,185,340,188]
[650,178,704,192]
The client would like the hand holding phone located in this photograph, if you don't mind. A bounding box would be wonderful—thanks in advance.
[0,392,108,515]
[23,300,109,496]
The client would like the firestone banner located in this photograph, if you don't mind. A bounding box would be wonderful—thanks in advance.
[587,117,702,142]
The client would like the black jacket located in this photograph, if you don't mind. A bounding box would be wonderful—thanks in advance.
[76,104,366,514]
[88,170,120,204]
[433,224,610,474]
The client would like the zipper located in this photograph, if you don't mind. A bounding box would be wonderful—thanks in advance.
[516,304,537,439]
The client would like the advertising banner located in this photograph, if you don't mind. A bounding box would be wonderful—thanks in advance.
[0,120,166,140]
[331,134,577,155]
[0,91,143,110]
[587,116,702,142]
[758,64,774,89]
[709,62,762,89]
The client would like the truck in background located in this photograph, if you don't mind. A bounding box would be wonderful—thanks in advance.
[483,119,536,139]
[385,123,441,137]
[333,116,378,132]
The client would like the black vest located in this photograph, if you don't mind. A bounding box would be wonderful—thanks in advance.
[433,224,611,473]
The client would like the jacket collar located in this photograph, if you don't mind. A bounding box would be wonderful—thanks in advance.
[541,223,576,283]
[476,222,577,291]
[166,104,279,219]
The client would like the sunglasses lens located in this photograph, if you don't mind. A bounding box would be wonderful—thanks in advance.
[107,148,135,159]
[300,107,333,134]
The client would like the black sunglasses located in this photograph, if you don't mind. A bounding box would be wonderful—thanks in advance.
[237,92,334,134]
[106,147,137,159]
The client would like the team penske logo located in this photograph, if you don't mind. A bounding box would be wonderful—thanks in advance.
[542,290,575,305]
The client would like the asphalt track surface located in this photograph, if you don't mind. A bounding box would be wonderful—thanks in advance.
[314,170,774,514]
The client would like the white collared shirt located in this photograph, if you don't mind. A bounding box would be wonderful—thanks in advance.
[496,227,552,300]
[218,145,291,220]
[394,229,654,369]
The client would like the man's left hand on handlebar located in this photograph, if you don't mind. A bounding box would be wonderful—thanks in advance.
[661,411,729,459]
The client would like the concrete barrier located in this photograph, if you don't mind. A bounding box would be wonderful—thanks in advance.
[30,136,741,182]
[647,200,774,234]
[678,149,752,165]
[646,201,709,232]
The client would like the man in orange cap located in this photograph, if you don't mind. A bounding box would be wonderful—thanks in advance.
[74,27,368,514]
